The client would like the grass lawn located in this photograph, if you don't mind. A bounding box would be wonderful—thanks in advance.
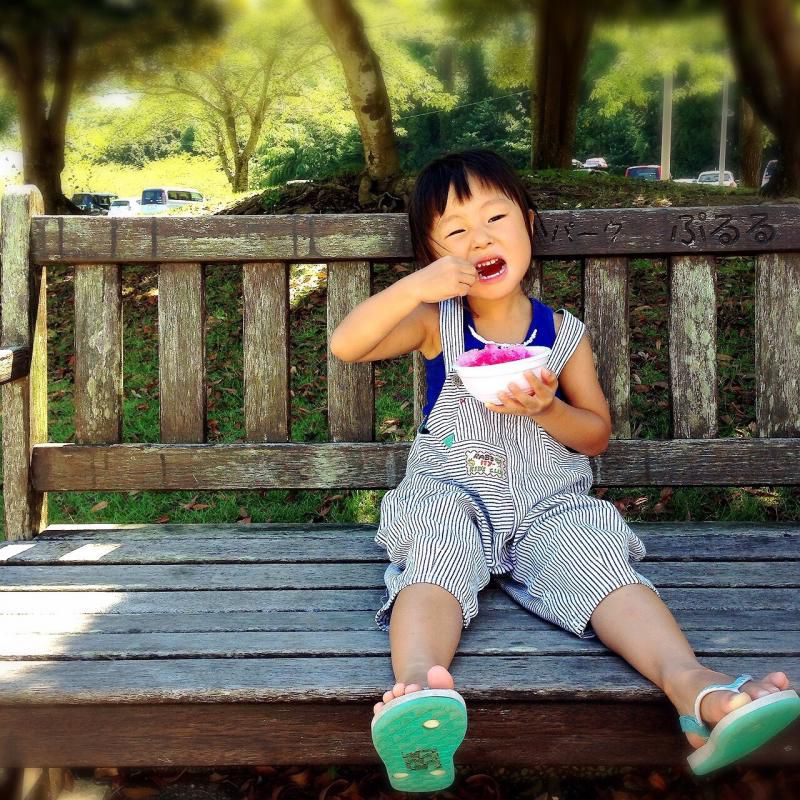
[1,169,797,538]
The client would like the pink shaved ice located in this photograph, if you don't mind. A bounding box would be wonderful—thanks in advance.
[456,343,533,367]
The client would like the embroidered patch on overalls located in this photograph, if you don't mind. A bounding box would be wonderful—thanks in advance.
[442,432,456,449]
[465,449,507,479]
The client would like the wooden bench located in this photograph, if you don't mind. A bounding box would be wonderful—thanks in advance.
[1,185,799,786]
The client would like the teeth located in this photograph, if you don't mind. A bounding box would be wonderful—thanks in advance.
[477,257,502,268]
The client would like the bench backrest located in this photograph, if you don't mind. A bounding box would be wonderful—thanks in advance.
[2,186,799,539]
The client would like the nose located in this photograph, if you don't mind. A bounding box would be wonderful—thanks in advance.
[472,223,493,247]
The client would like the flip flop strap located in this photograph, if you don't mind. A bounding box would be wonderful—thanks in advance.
[678,674,752,738]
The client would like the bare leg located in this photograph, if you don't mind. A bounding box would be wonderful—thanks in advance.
[374,583,464,715]
[590,584,790,748]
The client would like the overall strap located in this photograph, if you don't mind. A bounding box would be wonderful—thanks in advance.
[547,308,586,377]
[439,297,466,373]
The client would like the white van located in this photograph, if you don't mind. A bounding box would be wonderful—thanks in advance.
[140,187,205,212]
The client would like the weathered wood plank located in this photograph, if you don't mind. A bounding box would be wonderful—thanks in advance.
[583,257,630,438]
[74,264,123,443]
[1,186,47,541]
[2,627,795,661]
[3,700,798,767]
[669,255,718,437]
[0,346,31,385]
[4,523,797,563]
[755,252,800,436]
[30,206,800,263]
[0,588,795,615]
[1,561,797,591]
[158,263,206,442]
[412,349,425,428]
[33,520,800,542]
[327,262,374,441]
[30,438,800,490]
[243,262,290,441]
[0,653,797,703]
[1,604,795,635]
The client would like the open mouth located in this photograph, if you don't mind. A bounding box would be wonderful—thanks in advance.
[476,257,507,281]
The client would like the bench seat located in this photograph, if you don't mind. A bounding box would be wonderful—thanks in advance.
[1,522,798,768]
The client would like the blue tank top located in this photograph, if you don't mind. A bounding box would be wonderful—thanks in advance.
[422,297,561,417]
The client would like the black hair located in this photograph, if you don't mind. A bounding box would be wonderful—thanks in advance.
[407,149,537,266]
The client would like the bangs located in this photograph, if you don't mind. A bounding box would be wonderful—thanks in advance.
[408,149,535,266]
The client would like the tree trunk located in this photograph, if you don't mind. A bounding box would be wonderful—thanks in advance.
[233,157,249,192]
[723,0,800,196]
[739,95,764,188]
[531,0,595,169]
[307,0,400,203]
[14,25,78,213]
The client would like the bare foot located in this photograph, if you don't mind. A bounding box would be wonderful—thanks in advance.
[373,665,455,717]
[666,668,791,748]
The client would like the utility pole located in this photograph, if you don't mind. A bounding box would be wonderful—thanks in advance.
[660,72,673,181]
[718,77,729,186]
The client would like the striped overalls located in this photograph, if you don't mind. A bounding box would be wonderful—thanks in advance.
[375,296,657,638]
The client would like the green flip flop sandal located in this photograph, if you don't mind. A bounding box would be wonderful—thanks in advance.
[680,674,800,776]
[371,688,468,793]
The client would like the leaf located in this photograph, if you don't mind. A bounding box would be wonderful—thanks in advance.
[90,501,109,513]
[154,515,170,523]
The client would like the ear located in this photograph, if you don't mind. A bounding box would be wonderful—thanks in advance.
[528,208,536,230]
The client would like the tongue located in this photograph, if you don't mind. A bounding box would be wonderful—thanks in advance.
[478,260,505,277]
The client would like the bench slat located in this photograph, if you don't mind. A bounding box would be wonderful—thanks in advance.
[3,627,796,661]
[0,587,796,614]
[327,262,374,441]
[158,263,206,443]
[3,701,798,768]
[1,561,797,590]
[30,438,800,489]
[584,257,630,438]
[756,251,800,436]
[669,255,718,437]
[243,262,290,441]
[0,653,798,703]
[30,206,800,263]
[2,605,796,635]
[4,524,798,562]
[74,264,123,443]
[1,187,47,541]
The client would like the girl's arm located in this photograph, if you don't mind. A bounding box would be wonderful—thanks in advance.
[529,335,612,456]
[330,256,477,363]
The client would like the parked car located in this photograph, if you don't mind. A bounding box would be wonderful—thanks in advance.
[71,192,117,214]
[697,170,737,188]
[761,159,778,188]
[625,165,661,181]
[140,187,205,212]
[107,198,141,217]
[570,159,584,169]
[673,178,697,184]
[582,156,608,170]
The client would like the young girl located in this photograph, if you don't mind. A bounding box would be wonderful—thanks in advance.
[330,149,799,793]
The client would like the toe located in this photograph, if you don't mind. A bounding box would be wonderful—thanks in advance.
[373,701,384,716]
[404,683,421,695]
[428,665,456,690]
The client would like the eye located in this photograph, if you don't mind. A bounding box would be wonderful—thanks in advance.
[446,229,464,237]
[489,214,506,222]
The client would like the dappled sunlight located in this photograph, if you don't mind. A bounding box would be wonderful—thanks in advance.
[290,264,327,309]
[0,543,36,561]
[58,543,122,562]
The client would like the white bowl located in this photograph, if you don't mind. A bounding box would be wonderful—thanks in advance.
[454,346,552,405]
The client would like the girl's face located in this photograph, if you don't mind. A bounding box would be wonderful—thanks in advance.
[428,173,534,298]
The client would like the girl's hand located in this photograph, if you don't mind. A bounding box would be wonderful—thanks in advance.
[409,256,478,304]
[485,368,558,418]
